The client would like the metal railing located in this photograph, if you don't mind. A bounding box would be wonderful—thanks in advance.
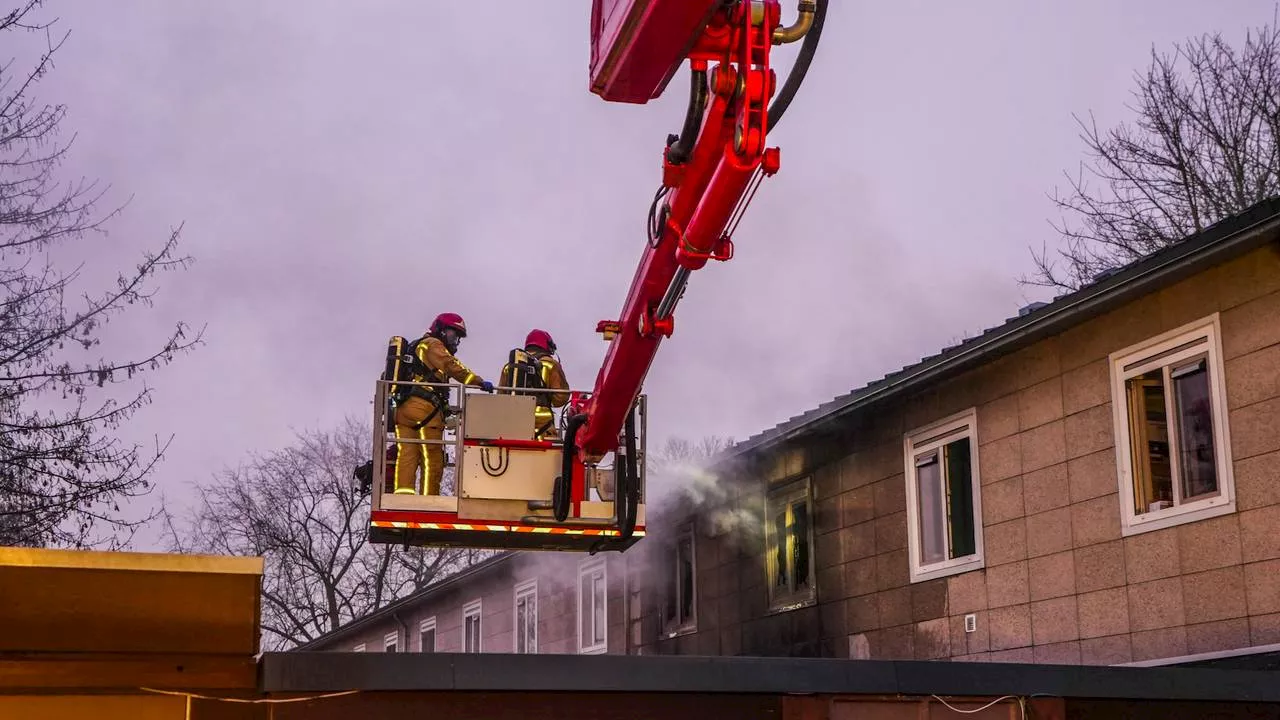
[370,377,646,506]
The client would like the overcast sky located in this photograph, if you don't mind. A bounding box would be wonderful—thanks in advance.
[24,1,1274,548]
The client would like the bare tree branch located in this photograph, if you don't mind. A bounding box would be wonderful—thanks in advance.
[0,1,201,549]
[163,416,485,651]
[646,434,734,507]
[1024,18,1280,292]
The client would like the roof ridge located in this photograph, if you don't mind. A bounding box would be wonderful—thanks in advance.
[717,196,1280,464]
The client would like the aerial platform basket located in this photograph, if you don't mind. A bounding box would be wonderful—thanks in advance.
[366,378,646,553]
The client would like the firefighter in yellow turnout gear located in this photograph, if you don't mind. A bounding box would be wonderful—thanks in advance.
[394,313,492,495]
[499,329,569,440]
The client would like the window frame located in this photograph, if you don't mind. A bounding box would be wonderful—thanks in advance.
[419,616,436,653]
[462,599,482,653]
[578,557,608,654]
[383,630,399,653]
[660,522,698,638]
[903,408,985,584]
[1108,313,1235,536]
[765,476,817,612]
[513,578,538,654]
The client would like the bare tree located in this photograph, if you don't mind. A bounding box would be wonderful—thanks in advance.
[0,2,200,548]
[650,435,733,469]
[165,415,489,651]
[646,434,734,504]
[1027,18,1280,292]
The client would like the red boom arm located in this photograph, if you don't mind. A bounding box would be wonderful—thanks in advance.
[576,1,788,460]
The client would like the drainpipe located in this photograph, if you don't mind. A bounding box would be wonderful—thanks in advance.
[393,610,410,651]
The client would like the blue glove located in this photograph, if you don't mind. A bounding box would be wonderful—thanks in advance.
[480,380,494,393]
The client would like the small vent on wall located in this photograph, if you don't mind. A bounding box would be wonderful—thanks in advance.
[964,614,977,633]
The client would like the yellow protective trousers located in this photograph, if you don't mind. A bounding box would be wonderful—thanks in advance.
[534,405,559,441]
[394,395,446,495]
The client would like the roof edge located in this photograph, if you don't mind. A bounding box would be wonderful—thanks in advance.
[717,201,1280,465]
[291,550,517,651]
[1117,641,1280,668]
[262,651,1280,702]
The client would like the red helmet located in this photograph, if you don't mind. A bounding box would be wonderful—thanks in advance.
[429,312,467,337]
[525,329,555,353]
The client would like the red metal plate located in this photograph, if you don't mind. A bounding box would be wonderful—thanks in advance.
[589,0,722,103]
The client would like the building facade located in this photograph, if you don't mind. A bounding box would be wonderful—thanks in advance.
[303,199,1280,667]
[298,550,636,656]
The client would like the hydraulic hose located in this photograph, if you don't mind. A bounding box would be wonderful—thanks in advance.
[646,185,670,248]
[767,0,827,130]
[480,447,509,477]
[616,405,639,540]
[555,413,588,522]
[649,68,708,246]
[667,68,710,165]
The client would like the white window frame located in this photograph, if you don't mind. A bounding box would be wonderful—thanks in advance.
[513,578,538,654]
[463,599,482,653]
[383,630,399,653]
[1109,313,1235,536]
[352,643,366,652]
[764,476,817,611]
[578,557,608,654]
[419,617,436,653]
[660,523,697,637]
[903,408,985,583]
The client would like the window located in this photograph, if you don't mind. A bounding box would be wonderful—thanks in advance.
[661,525,697,637]
[463,599,482,653]
[578,557,607,654]
[765,477,816,610]
[903,409,984,583]
[419,617,436,653]
[514,579,538,654]
[352,643,366,652]
[1110,314,1235,535]
[383,631,399,653]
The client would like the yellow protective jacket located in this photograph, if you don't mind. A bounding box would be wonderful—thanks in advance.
[414,336,485,391]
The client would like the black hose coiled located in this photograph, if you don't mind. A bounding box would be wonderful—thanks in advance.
[767,0,828,130]
[616,405,640,540]
[554,413,588,522]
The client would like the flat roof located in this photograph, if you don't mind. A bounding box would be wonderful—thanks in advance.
[263,652,1280,703]
[0,545,263,656]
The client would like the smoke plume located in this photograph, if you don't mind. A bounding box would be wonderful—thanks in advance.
[645,435,765,550]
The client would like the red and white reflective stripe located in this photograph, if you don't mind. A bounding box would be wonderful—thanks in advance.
[370,520,644,537]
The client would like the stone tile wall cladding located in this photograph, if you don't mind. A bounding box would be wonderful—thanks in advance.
[802,245,1280,665]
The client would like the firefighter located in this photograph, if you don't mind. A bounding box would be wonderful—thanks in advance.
[499,329,570,440]
[394,313,492,495]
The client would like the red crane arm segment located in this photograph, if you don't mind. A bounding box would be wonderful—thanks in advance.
[576,2,784,459]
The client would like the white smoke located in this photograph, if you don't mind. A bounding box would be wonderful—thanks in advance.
[494,434,766,646]
[645,436,764,549]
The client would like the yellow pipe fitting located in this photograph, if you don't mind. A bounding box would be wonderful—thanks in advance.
[774,0,815,44]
